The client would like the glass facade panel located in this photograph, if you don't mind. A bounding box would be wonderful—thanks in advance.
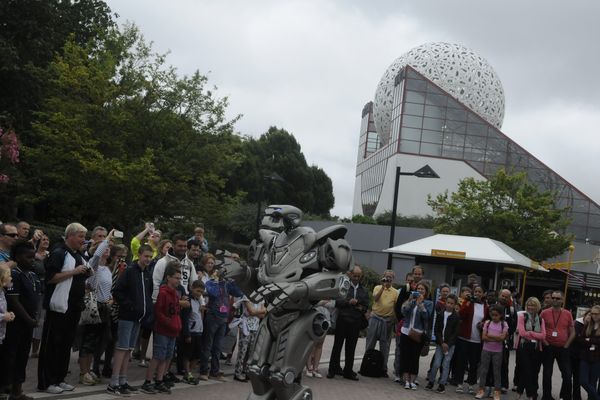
[400,140,420,153]
[424,105,446,119]
[402,115,423,129]
[406,78,427,91]
[446,107,467,122]
[445,120,467,134]
[442,145,464,158]
[423,117,444,131]
[572,212,589,226]
[420,142,442,156]
[468,123,488,136]
[400,127,422,141]
[422,130,443,144]
[404,102,424,116]
[405,90,425,104]
[425,93,448,107]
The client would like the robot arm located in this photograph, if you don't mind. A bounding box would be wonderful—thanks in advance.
[250,271,349,312]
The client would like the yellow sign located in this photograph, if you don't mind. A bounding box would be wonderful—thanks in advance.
[431,249,466,259]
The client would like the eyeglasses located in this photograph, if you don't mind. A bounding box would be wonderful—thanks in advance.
[1,233,18,238]
[551,297,562,300]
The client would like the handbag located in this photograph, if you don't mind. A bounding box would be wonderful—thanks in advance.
[408,328,423,343]
[80,288,101,325]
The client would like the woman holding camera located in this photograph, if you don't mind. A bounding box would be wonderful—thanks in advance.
[399,281,433,390]
[453,285,489,394]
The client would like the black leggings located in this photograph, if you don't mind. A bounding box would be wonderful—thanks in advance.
[453,338,482,385]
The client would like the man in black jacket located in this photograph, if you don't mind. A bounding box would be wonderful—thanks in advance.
[327,266,369,380]
[108,245,154,396]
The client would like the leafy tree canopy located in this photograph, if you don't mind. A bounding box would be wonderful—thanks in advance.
[228,127,335,217]
[427,169,572,261]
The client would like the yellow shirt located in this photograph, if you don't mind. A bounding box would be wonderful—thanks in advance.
[130,236,158,261]
[371,285,399,318]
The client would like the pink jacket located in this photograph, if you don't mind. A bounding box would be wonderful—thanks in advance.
[514,311,546,351]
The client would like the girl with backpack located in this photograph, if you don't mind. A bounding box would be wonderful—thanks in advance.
[475,305,508,400]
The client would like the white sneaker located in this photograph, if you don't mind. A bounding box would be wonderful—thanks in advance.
[45,385,64,394]
[306,370,314,378]
[405,382,411,390]
[79,372,96,386]
[59,382,75,391]
[410,383,418,390]
[313,371,323,378]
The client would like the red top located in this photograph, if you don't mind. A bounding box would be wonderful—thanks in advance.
[458,300,489,340]
[540,307,573,347]
[154,285,182,337]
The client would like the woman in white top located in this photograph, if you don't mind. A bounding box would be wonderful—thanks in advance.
[79,231,115,385]
[233,297,267,381]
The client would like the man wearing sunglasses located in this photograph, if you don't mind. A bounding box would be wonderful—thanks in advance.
[0,223,19,269]
[540,291,576,400]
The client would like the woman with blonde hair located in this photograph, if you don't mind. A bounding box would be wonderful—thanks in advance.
[514,296,546,400]
[577,305,600,400]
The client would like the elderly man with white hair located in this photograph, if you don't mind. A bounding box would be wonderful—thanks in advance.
[37,223,91,394]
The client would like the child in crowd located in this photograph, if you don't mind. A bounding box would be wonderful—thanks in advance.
[476,305,508,400]
[1,242,40,400]
[0,266,15,343]
[427,294,460,393]
[181,280,206,384]
[141,263,182,394]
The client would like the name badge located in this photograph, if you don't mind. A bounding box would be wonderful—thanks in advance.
[531,339,537,343]
[591,345,596,351]
[219,305,229,313]
[551,331,558,337]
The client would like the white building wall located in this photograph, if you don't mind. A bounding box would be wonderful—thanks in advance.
[373,153,487,216]
[352,174,363,215]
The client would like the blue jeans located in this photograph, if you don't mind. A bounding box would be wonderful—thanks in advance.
[199,313,227,376]
[579,359,600,400]
[429,344,455,385]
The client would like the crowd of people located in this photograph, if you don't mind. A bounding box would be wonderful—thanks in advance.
[0,221,599,400]
[0,221,262,399]
[327,266,600,400]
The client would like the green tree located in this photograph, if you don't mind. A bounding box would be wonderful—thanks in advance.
[374,211,436,228]
[228,127,335,216]
[0,0,115,217]
[23,25,242,231]
[427,169,572,261]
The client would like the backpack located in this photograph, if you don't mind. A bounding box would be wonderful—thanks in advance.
[359,349,385,377]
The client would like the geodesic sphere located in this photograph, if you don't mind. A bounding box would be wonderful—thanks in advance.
[373,42,505,144]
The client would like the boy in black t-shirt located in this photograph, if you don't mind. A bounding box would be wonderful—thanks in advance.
[0,241,41,400]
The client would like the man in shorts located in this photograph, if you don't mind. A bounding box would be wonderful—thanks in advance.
[109,245,154,396]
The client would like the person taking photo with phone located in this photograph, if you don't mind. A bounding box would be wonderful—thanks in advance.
[364,270,398,378]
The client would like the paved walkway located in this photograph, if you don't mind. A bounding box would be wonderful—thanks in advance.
[22,335,572,400]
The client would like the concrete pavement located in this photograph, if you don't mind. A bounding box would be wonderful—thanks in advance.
[21,335,572,400]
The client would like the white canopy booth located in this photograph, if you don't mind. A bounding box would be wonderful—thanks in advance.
[384,234,548,300]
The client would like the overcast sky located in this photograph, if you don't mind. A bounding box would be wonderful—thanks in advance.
[105,0,600,217]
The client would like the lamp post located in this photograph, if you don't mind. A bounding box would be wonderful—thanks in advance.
[387,164,440,269]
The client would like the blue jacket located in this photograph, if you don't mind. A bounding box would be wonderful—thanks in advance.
[401,299,433,333]
[205,279,243,318]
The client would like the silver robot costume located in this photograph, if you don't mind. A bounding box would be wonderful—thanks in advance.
[223,205,353,400]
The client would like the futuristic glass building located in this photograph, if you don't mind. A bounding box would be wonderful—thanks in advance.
[353,43,600,243]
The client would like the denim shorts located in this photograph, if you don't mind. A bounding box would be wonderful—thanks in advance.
[153,333,176,360]
[116,320,141,351]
